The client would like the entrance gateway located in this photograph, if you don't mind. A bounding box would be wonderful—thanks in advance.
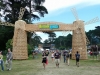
[13,20,88,60]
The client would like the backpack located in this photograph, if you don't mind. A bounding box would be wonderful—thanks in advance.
[63,52,67,56]
[76,54,80,59]
[66,53,69,58]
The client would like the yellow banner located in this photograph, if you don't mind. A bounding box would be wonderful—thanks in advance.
[39,24,49,29]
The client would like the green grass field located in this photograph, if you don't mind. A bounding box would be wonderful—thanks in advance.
[0,54,100,75]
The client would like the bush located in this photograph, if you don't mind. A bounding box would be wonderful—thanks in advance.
[59,46,65,50]
[6,39,12,50]
[27,44,33,55]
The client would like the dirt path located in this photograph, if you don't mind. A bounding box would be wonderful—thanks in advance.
[35,55,100,75]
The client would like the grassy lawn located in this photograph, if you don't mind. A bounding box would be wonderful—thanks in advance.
[0,54,100,75]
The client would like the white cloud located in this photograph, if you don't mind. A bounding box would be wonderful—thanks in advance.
[35,0,100,42]
[43,0,100,12]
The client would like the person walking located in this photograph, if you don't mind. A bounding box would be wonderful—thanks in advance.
[42,51,47,70]
[0,51,4,71]
[59,50,62,61]
[75,51,80,67]
[69,51,72,59]
[45,50,49,64]
[54,50,61,68]
[5,48,13,71]
[51,51,54,62]
[62,50,67,63]
[66,51,70,66]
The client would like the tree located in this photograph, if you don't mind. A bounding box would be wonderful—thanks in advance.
[31,35,42,48]
[94,26,100,37]
[27,44,32,55]
[54,34,72,49]
[6,39,12,50]
[54,36,64,49]
[65,34,72,49]
[86,26,100,45]
[0,26,14,50]
[48,32,56,44]
[0,0,48,50]
[44,39,50,44]
[1,0,48,23]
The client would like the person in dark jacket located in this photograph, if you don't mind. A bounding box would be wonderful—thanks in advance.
[62,50,67,63]
[54,50,61,68]
[75,51,80,67]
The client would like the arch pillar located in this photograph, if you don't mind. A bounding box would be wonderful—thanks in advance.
[13,20,28,59]
[72,20,88,59]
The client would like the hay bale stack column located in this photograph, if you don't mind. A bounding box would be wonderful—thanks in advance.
[13,20,28,59]
[72,20,88,59]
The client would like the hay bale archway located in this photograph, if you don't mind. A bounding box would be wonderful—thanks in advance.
[13,20,88,60]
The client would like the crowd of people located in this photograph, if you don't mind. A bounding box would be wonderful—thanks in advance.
[0,48,80,71]
[41,50,80,69]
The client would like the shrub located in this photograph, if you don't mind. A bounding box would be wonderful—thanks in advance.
[27,44,33,55]
[6,39,12,50]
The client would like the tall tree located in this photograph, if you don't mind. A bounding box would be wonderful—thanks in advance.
[86,26,100,45]
[48,32,56,44]
[54,34,72,49]
[65,34,72,48]
[44,39,49,44]
[0,0,48,50]
[1,0,48,23]
[31,35,42,47]
[54,36,64,49]
[94,26,100,37]
[0,26,14,50]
